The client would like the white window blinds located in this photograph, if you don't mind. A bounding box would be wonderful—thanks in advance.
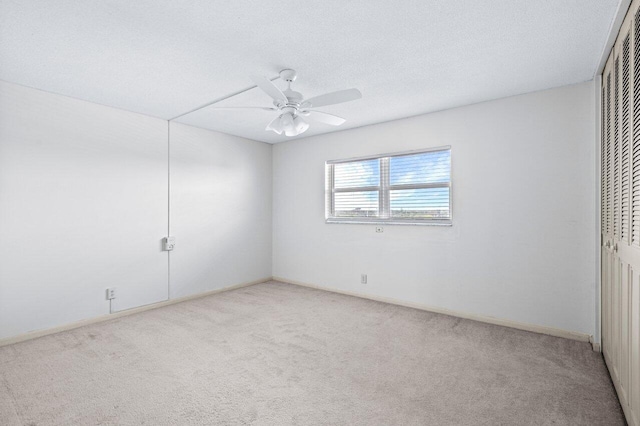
[326,147,451,225]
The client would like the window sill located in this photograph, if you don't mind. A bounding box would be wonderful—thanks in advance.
[325,219,452,226]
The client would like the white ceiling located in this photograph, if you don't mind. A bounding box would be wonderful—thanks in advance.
[0,0,620,143]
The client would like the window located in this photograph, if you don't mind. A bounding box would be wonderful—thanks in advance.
[325,147,451,225]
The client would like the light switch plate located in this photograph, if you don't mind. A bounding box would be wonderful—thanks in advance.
[163,236,176,251]
[106,288,116,300]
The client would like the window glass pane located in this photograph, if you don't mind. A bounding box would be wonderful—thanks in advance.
[327,148,452,224]
[334,159,380,189]
[390,150,450,185]
[334,191,379,217]
[390,188,450,219]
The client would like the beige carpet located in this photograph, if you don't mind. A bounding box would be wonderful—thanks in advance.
[0,281,624,425]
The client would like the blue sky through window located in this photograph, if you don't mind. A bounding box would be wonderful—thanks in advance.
[391,187,450,215]
[334,159,379,189]
[390,151,450,185]
[332,149,450,219]
[389,150,450,215]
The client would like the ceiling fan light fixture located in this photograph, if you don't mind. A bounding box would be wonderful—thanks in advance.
[293,115,309,135]
[266,115,284,134]
[281,113,296,136]
[225,70,361,137]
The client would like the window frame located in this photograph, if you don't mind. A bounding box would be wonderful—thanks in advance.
[325,146,452,226]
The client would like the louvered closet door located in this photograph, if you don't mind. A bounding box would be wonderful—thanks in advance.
[602,44,619,389]
[603,55,613,372]
[630,11,640,422]
[602,2,640,425]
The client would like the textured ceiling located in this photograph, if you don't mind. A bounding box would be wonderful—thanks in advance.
[0,0,620,143]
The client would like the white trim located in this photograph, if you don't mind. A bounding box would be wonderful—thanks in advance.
[595,75,603,349]
[325,218,452,226]
[273,276,593,344]
[325,145,451,165]
[590,335,602,353]
[2,276,598,351]
[0,277,271,348]
[595,0,632,77]
[606,360,640,426]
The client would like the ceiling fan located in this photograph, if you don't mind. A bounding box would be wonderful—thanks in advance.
[213,69,362,137]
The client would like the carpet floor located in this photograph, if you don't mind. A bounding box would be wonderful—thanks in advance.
[0,281,625,425]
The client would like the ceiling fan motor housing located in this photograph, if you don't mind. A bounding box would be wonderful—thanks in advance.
[282,89,303,107]
[279,68,297,83]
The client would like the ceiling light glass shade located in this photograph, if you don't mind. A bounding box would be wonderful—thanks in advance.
[281,113,295,136]
[293,115,309,135]
[266,112,310,137]
[266,115,283,135]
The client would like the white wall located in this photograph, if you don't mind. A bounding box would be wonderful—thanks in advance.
[273,81,597,336]
[0,81,168,339]
[0,81,272,340]
[169,123,272,299]
[0,78,597,340]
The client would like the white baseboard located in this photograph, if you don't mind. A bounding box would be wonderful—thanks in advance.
[2,276,597,352]
[0,277,271,348]
[273,276,593,344]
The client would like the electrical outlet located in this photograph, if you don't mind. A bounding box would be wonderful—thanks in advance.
[375,226,384,233]
[106,288,116,300]
[361,274,367,284]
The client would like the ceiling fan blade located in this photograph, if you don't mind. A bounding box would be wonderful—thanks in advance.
[302,88,362,109]
[251,75,288,104]
[210,106,277,111]
[306,111,346,126]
